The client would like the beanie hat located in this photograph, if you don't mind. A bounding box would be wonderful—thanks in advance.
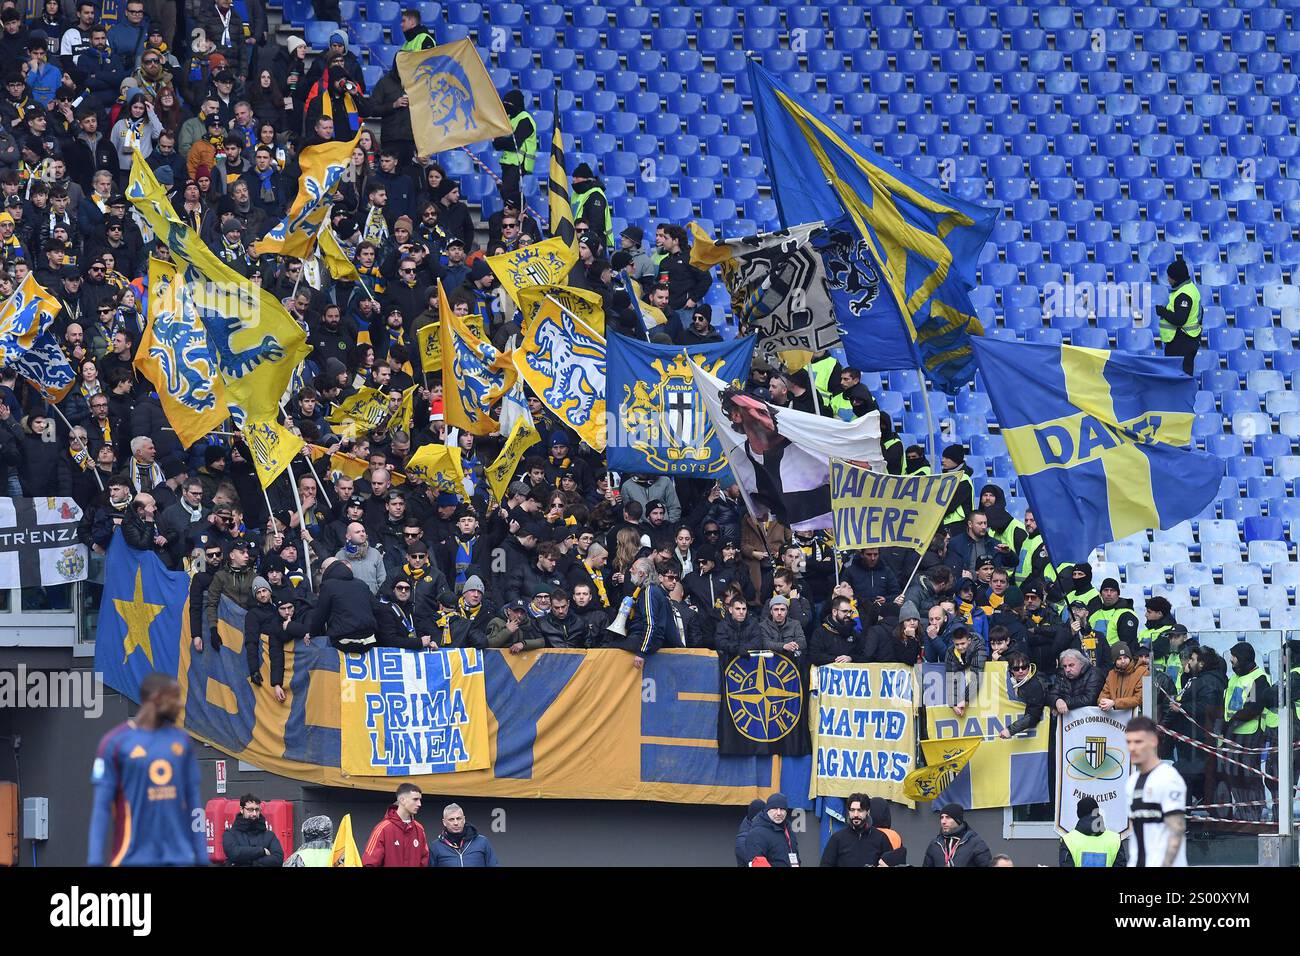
[939,802,965,824]
[942,444,966,465]
[898,601,921,622]
[1100,577,1121,592]
[286,35,306,54]
[621,224,644,243]
[769,594,789,608]
[462,575,485,594]
[1077,796,1099,817]
[765,792,789,811]
[252,576,271,595]
[572,162,594,180]
[1112,641,1133,660]
[204,444,227,466]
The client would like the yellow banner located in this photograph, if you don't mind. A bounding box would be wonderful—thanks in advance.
[332,814,362,867]
[904,737,982,802]
[390,383,418,437]
[242,418,304,488]
[405,443,464,494]
[516,283,604,334]
[487,237,577,306]
[325,386,391,438]
[485,417,540,503]
[515,296,607,451]
[126,154,310,421]
[810,663,916,806]
[0,272,60,356]
[318,225,360,281]
[339,648,489,776]
[252,133,359,258]
[136,257,229,448]
[397,38,511,157]
[830,461,964,554]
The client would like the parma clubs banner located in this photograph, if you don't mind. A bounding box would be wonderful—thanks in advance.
[0,497,88,589]
[1056,706,1133,837]
[107,593,811,805]
[716,652,812,757]
[339,648,489,776]
[607,333,755,477]
[810,663,916,806]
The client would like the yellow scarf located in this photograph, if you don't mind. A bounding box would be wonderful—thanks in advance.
[584,559,608,607]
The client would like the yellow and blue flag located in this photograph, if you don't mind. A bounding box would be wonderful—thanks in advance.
[517,283,604,334]
[93,531,188,701]
[903,737,982,802]
[748,59,995,391]
[318,225,360,282]
[548,109,577,253]
[252,133,360,259]
[136,256,229,449]
[972,338,1221,564]
[325,386,391,438]
[922,661,1049,810]
[515,295,607,451]
[0,272,59,358]
[487,237,578,306]
[397,38,512,158]
[485,417,541,503]
[126,154,311,422]
[404,443,465,495]
[439,281,515,435]
[241,418,304,489]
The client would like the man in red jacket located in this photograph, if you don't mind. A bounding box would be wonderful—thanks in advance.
[363,783,429,867]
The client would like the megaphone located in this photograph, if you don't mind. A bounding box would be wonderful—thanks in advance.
[607,595,634,636]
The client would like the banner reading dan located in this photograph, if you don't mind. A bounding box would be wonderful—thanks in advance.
[339,647,489,776]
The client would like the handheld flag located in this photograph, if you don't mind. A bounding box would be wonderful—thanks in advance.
[318,225,360,282]
[397,39,512,157]
[830,462,964,553]
[487,237,578,306]
[0,272,60,356]
[971,337,1221,564]
[325,386,391,439]
[620,272,667,334]
[747,59,995,391]
[136,256,229,448]
[485,417,541,503]
[404,443,465,494]
[904,737,983,802]
[11,325,76,403]
[517,283,604,334]
[548,108,577,253]
[93,531,189,701]
[332,813,362,867]
[252,133,360,258]
[439,281,515,435]
[607,332,754,476]
[126,154,311,421]
[242,418,304,489]
[690,360,884,531]
[516,295,607,451]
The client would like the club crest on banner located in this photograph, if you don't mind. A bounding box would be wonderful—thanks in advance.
[724,654,803,743]
[1066,735,1124,781]
[817,226,885,330]
[620,352,728,473]
[55,546,86,579]
[523,310,604,434]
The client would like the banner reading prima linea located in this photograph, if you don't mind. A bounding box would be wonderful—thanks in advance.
[339,647,489,776]
[830,461,962,553]
[811,663,916,806]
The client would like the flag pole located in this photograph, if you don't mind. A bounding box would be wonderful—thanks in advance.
[48,403,104,491]
[286,459,315,592]
[917,369,940,468]
[457,145,546,228]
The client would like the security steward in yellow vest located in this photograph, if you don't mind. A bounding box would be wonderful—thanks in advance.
[1154,257,1202,376]
[1063,562,1103,617]
[904,444,931,475]
[571,162,611,249]
[810,353,844,410]
[1059,797,1126,867]
[493,89,536,211]
[1014,510,1056,590]
[1137,596,1176,652]
[1088,577,1140,648]
[1152,623,1195,690]
[978,485,1026,569]
[940,444,974,531]
[1224,640,1279,803]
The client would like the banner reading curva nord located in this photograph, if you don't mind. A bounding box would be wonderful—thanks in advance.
[811,663,916,806]
[830,461,962,552]
[340,647,489,777]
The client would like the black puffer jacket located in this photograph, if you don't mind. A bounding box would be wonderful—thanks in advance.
[222,814,284,867]
[1051,657,1105,711]
[922,823,992,868]
[744,813,800,867]
[308,561,378,646]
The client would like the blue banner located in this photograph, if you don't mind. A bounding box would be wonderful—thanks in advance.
[607,333,755,476]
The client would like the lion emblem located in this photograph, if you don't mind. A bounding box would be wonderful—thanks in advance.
[525,313,604,428]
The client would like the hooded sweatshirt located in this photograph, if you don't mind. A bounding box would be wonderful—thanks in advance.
[308,561,379,644]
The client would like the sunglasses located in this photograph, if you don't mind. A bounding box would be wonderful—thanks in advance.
[393,584,411,591]
[1010,664,1029,672]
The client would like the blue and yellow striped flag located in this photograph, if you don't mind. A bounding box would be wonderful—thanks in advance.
[126,153,310,422]
[252,133,359,259]
[747,59,995,392]
[972,338,1221,565]
[548,108,577,254]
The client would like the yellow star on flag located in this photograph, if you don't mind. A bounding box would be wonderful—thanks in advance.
[116,567,164,666]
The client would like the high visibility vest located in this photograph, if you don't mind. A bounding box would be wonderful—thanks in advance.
[573,184,611,238]
[1066,586,1100,610]
[1224,666,1279,735]
[942,472,973,527]
[1062,828,1121,867]
[811,355,838,403]
[989,516,1024,553]
[1015,532,1052,583]
[1089,605,1137,646]
[292,845,333,867]
[1137,622,1173,650]
[1155,652,1183,689]
[400,30,436,51]
[1160,281,1201,343]
[882,434,903,474]
[501,110,537,173]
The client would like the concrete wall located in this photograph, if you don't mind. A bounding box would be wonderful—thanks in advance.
[1,674,1058,867]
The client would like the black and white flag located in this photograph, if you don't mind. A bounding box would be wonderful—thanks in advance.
[0,497,89,588]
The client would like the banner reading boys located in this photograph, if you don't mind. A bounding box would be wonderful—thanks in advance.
[340,647,489,776]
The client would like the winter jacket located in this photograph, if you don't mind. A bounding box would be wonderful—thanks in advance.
[944,639,987,706]
[735,804,764,866]
[1099,659,1148,711]
[922,824,992,868]
[714,615,764,657]
[362,806,429,867]
[486,612,544,651]
[619,475,681,523]
[843,559,901,606]
[903,574,953,619]
[1005,668,1050,737]
[205,563,256,637]
[368,69,414,150]
[375,596,423,650]
[222,814,284,867]
[242,599,281,677]
[809,618,868,665]
[532,610,587,648]
[308,561,379,649]
[121,510,162,552]
[429,824,500,867]
[1052,658,1106,711]
[758,616,807,656]
[744,813,800,867]
[821,824,893,867]
[504,560,565,607]
[335,541,386,594]
[947,531,999,575]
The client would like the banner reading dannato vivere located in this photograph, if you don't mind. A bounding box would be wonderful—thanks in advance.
[830,462,962,553]
[1055,705,1132,836]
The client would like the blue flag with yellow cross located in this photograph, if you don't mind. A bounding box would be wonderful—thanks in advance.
[972,338,1221,565]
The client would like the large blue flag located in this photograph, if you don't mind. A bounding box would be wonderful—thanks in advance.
[607,333,755,476]
[748,59,997,392]
[93,532,189,701]
[972,338,1221,564]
